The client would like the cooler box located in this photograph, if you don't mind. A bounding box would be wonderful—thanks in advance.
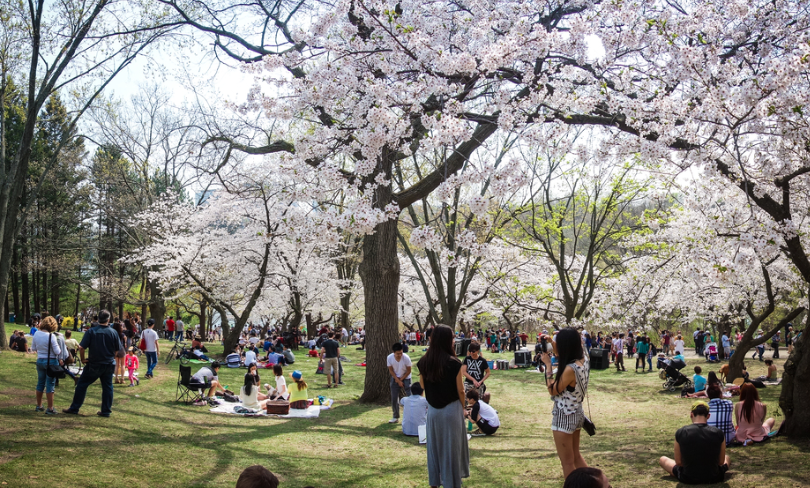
[589,347,610,370]
[514,350,531,368]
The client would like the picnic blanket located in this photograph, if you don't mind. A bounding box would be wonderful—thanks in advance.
[208,399,331,419]
[186,359,209,364]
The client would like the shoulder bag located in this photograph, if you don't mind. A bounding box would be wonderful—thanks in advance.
[46,333,67,379]
[574,363,595,436]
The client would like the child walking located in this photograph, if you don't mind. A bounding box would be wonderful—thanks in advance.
[125,347,140,386]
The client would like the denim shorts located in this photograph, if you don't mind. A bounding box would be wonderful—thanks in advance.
[36,358,60,394]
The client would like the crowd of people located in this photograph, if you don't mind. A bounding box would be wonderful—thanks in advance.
[19,309,795,487]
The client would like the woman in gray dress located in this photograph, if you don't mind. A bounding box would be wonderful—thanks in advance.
[417,324,469,488]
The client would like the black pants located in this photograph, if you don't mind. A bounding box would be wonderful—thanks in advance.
[772,345,779,358]
[476,418,499,435]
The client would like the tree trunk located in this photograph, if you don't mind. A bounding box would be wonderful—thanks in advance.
[727,335,753,382]
[147,277,166,334]
[305,312,316,340]
[4,287,9,323]
[11,267,19,321]
[780,316,810,437]
[50,270,59,316]
[219,306,235,353]
[33,266,40,315]
[41,268,47,314]
[74,277,81,318]
[358,216,400,403]
[199,298,207,339]
[340,291,351,331]
[21,251,30,323]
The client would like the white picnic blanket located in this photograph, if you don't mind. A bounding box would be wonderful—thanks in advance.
[209,401,328,418]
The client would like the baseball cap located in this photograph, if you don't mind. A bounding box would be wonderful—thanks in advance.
[147,318,155,326]
[691,400,709,412]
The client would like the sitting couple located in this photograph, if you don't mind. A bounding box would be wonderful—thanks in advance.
[240,364,290,411]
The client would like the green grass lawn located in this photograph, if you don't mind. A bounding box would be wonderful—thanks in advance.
[1,323,809,487]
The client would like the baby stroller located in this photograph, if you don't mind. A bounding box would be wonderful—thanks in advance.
[660,358,692,391]
[705,343,720,363]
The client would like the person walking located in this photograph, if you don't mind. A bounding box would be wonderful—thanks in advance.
[387,342,413,423]
[141,319,160,378]
[31,316,62,415]
[540,327,591,479]
[416,324,469,488]
[320,332,341,388]
[63,310,122,417]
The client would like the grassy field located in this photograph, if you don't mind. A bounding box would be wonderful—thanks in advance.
[1,323,809,488]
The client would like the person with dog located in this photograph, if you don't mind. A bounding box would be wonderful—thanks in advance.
[658,401,730,484]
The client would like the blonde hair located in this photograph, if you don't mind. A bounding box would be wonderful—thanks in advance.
[40,316,58,333]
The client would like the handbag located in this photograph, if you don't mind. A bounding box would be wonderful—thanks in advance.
[45,333,67,379]
[575,363,595,436]
[138,336,147,351]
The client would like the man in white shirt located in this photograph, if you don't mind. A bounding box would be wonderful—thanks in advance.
[341,327,349,346]
[387,342,412,423]
[175,318,185,342]
[244,346,258,367]
[141,319,160,379]
[613,334,626,372]
[191,361,226,398]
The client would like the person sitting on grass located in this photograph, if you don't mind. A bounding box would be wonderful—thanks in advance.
[692,366,706,393]
[282,345,295,365]
[756,359,778,382]
[266,364,289,400]
[658,401,730,485]
[191,361,226,399]
[734,383,775,445]
[191,343,211,362]
[705,384,735,446]
[687,371,726,398]
[240,368,269,411]
[235,465,279,488]
[464,388,500,436]
[307,345,319,357]
[399,382,428,436]
[288,370,309,409]
[563,467,611,488]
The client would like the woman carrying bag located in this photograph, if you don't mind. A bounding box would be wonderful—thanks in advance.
[31,316,62,415]
[539,327,591,479]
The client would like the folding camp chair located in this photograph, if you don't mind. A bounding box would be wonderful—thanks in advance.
[176,364,207,404]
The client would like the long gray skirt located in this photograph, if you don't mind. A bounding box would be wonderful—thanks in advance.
[426,400,470,487]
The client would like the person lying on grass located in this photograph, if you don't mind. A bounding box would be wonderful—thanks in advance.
[658,401,730,484]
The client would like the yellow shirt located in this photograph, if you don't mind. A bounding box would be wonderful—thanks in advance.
[289,385,308,403]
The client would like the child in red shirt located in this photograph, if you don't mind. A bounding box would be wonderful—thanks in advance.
[125,347,140,386]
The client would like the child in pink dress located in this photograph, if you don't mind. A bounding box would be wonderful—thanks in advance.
[125,347,140,386]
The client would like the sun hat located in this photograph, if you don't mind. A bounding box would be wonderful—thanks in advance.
[291,370,303,380]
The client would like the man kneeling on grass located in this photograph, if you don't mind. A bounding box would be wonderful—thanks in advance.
[659,401,730,484]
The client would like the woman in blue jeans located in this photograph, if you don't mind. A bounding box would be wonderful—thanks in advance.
[31,316,62,414]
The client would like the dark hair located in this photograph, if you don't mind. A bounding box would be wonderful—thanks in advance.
[562,467,605,488]
[468,342,481,353]
[692,403,710,417]
[552,328,584,391]
[98,310,111,324]
[273,364,283,377]
[694,365,702,374]
[740,383,761,423]
[328,332,335,338]
[243,373,258,397]
[147,318,155,326]
[410,382,423,396]
[211,361,221,370]
[235,465,279,488]
[418,324,457,383]
[765,359,773,366]
[707,384,722,399]
[707,371,720,386]
[392,342,403,352]
[466,389,480,401]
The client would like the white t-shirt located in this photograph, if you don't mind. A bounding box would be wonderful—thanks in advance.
[476,400,500,427]
[409,332,416,341]
[612,338,623,353]
[244,350,257,367]
[248,336,260,345]
[142,328,159,352]
[674,339,685,354]
[192,367,217,383]
[275,375,289,400]
[386,352,412,380]
[341,328,348,338]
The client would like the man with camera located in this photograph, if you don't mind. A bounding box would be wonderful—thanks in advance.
[658,401,730,484]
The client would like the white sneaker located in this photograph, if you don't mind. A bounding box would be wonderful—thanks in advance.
[388,418,399,423]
